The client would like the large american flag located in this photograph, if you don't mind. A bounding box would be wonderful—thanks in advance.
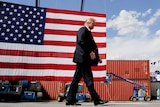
[0,1,107,81]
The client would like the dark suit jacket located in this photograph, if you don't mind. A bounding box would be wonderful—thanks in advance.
[73,26,99,65]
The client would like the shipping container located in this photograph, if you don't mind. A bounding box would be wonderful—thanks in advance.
[40,79,151,101]
[84,80,151,101]
[40,81,66,100]
[106,60,150,80]
[39,60,151,101]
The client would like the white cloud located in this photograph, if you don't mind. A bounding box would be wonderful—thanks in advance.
[146,9,160,26]
[156,30,160,36]
[107,10,149,37]
[142,8,152,17]
[107,36,160,59]
[107,9,160,71]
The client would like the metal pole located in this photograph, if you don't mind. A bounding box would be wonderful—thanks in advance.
[80,0,84,11]
[36,0,40,7]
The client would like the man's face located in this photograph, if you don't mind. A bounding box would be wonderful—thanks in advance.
[88,21,95,30]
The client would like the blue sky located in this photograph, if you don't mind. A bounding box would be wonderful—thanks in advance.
[1,0,160,71]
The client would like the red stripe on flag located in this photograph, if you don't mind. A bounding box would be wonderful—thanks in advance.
[44,29,77,36]
[44,29,106,37]
[0,49,106,59]
[44,41,106,47]
[0,76,106,81]
[0,62,106,71]
[46,18,106,26]
[44,41,76,46]
[0,49,73,58]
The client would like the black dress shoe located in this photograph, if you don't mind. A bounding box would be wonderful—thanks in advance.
[66,102,81,106]
[94,100,108,106]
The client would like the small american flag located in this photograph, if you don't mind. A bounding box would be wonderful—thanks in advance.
[0,1,107,81]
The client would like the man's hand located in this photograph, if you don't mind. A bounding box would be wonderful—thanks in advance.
[90,51,96,60]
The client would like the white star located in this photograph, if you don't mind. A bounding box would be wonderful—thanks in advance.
[10,33,13,36]
[22,10,25,13]
[18,6,22,9]
[23,30,26,33]
[26,35,30,38]
[29,11,33,14]
[16,22,20,25]
[40,16,43,19]
[36,20,39,23]
[41,9,44,12]
[18,34,22,37]
[6,8,9,11]
[11,25,15,28]
[27,26,31,30]
[35,27,39,30]
[8,21,11,24]
[17,13,21,16]
[38,39,41,43]
[32,23,35,26]
[13,37,17,41]
[1,32,5,36]
[31,31,34,34]
[33,15,36,18]
[20,18,24,21]
[11,5,14,8]
[3,24,6,27]
[12,17,16,21]
[15,29,18,33]
[25,14,29,17]
[1,11,5,14]
[34,35,38,39]
[19,26,23,29]
[3,3,7,7]
[28,19,32,22]
[39,24,43,27]
[30,39,33,42]
[6,29,10,32]
[37,12,40,15]
[38,32,42,35]
[9,12,13,15]
[14,9,17,12]
[33,8,37,11]
[4,16,8,19]
[22,38,25,42]
[24,22,27,25]
[26,7,29,10]
[0,19,3,23]
[5,37,9,41]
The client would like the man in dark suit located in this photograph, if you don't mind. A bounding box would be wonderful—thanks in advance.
[66,18,108,106]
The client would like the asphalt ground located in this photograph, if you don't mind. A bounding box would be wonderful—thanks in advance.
[0,100,160,107]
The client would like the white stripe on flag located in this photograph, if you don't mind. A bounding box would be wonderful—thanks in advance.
[0,69,106,77]
[44,34,106,43]
[45,23,106,32]
[0,43,106,54]
[46,12,106,22]
[0,55,106,65]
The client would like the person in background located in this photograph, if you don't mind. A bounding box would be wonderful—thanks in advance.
[66,18,108,106]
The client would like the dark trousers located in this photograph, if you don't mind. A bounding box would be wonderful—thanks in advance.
[66,63,100,102]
